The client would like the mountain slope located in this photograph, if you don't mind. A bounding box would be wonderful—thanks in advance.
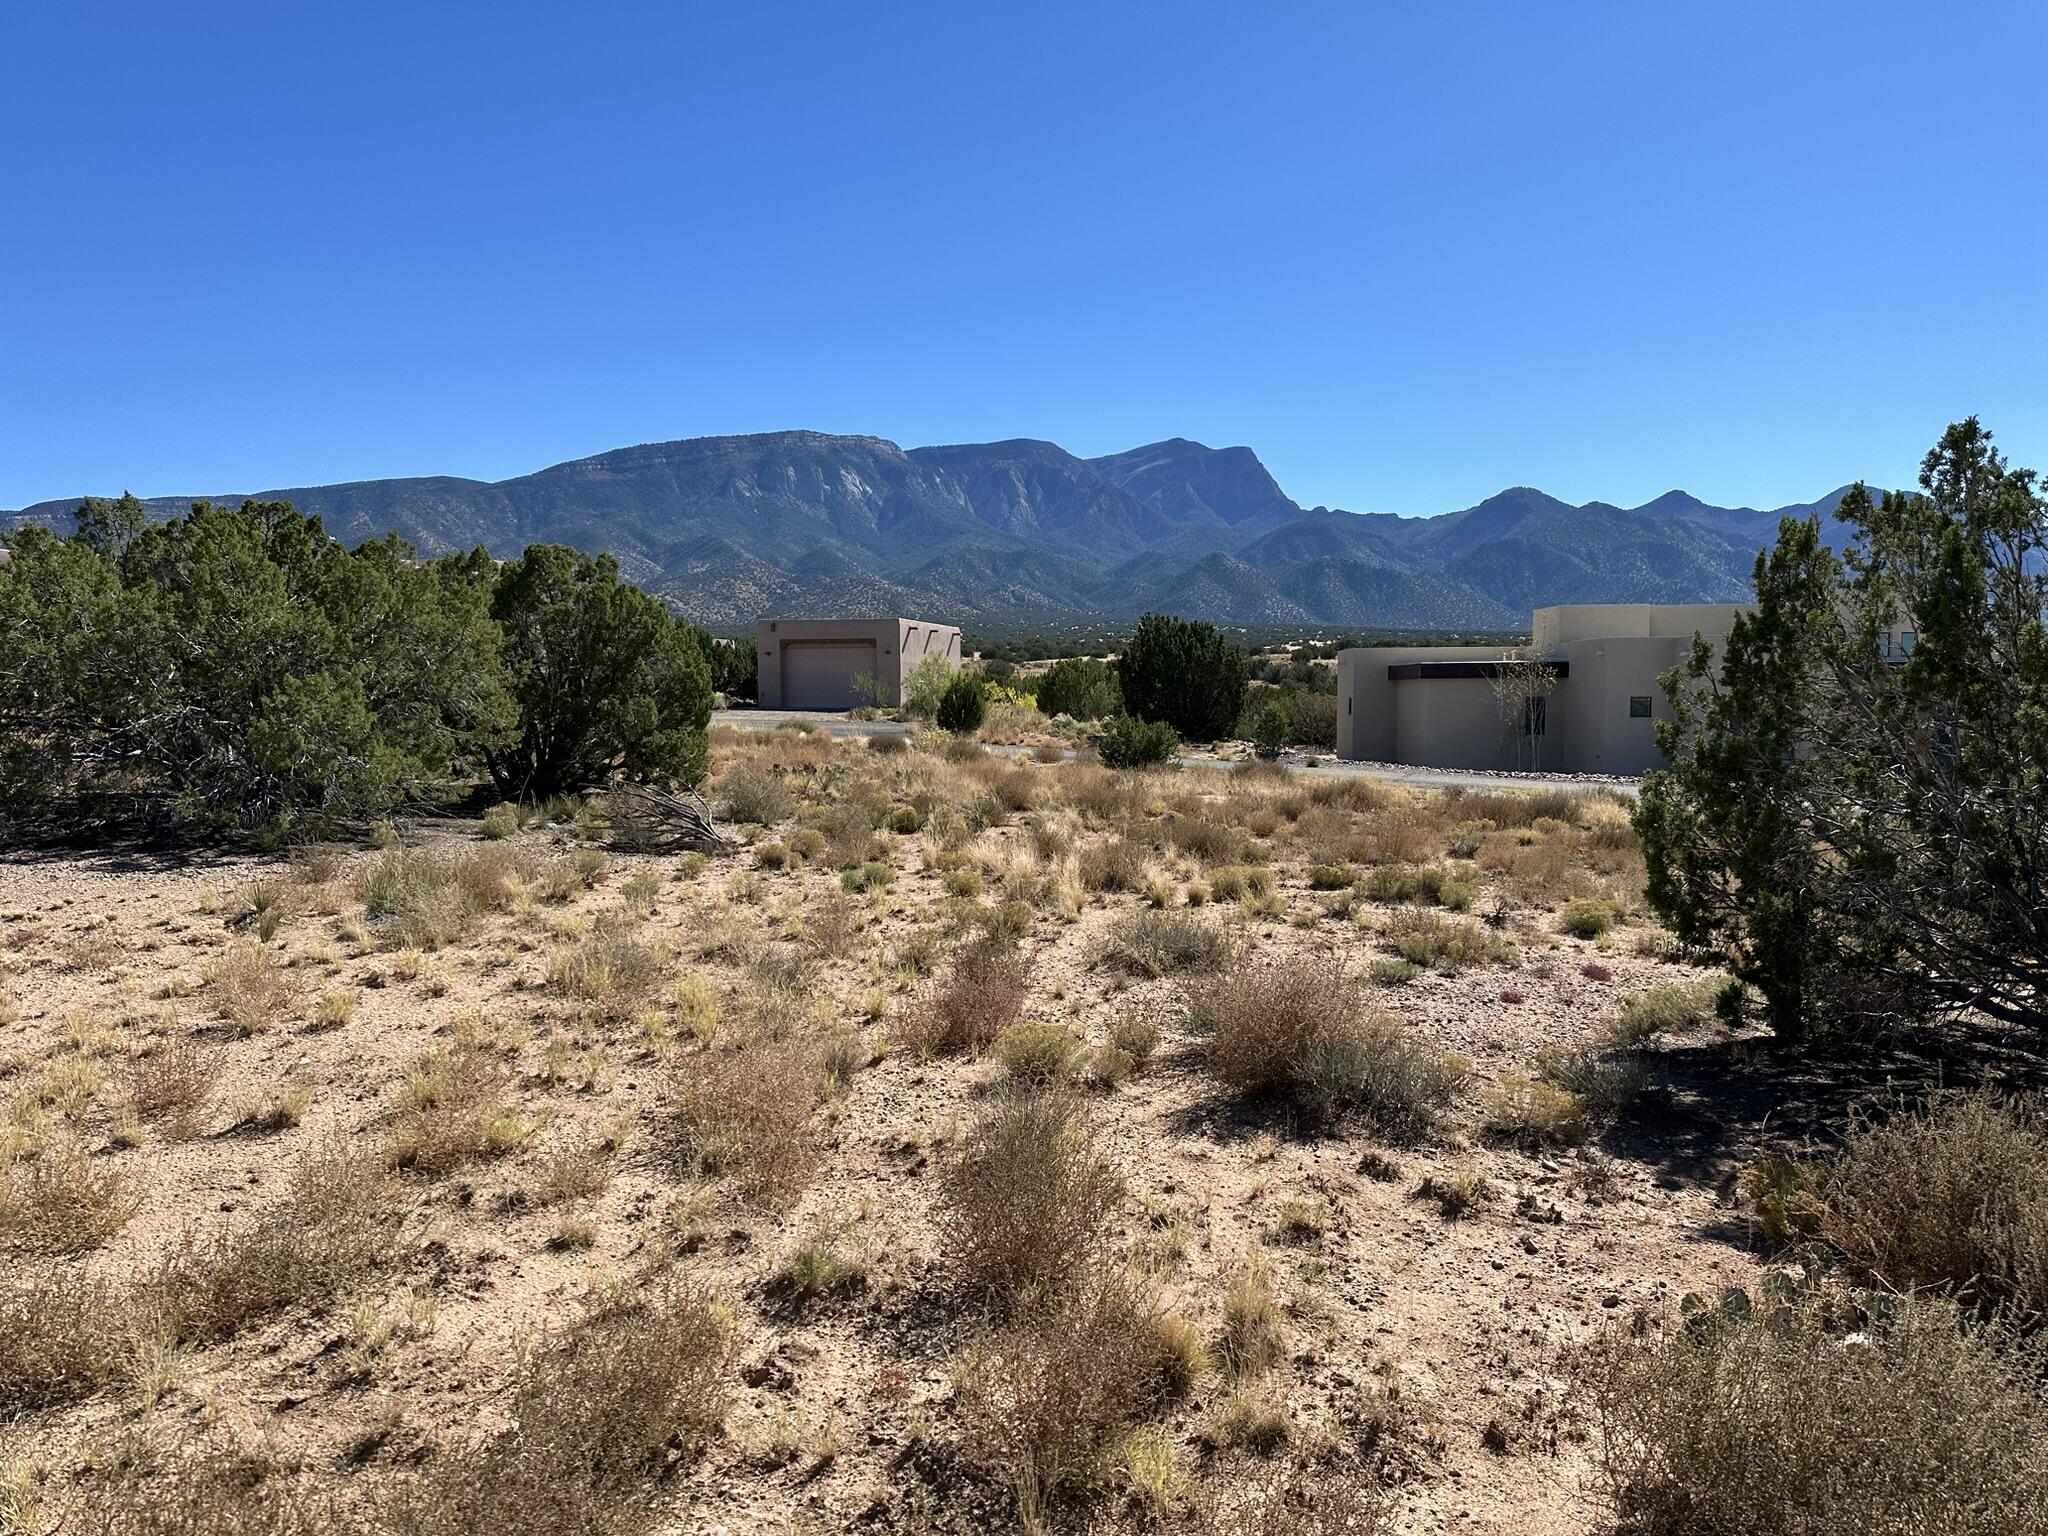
[3,434,1871,630]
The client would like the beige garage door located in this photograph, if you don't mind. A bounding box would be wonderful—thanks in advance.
[781,640,878,710]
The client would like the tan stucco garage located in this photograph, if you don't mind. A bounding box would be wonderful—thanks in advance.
[756,618,962,709]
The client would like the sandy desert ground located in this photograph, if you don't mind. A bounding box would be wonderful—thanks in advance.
[0,724,1855,1535]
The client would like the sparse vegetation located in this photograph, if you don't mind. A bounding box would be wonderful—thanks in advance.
[1589,1292,2048,1536]
[672,1042,823,1206]
[0,722,1877,1532]
[938,1086,1123,1308]
[1108,909,1234,976]
[1186,957,1453,1134]
[897,934,1030,1055]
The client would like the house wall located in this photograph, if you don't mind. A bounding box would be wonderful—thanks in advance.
[755,618,961,708]
[1336,645,1510,764]
[1337,603,1753,774]
[1549,636,1680,774]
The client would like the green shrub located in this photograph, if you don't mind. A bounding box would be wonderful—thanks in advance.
[903,654,954,719]
[1098,714,1179,769]
[486,544,712,797]
[1208,865,1276,902]
[1118,614,1248,741]
[1360,861,1481,910]
[1308,863,1357,890]
[1251,698,1289,758]
[1034,658,1122,721]
[937,673,988,733]
[840,860,895,894]
[1559,898,1621,938]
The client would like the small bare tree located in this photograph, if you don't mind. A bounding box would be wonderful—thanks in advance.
[1490,649,1559,771]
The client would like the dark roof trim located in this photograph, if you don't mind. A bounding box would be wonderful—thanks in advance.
[1387,660,1570,681]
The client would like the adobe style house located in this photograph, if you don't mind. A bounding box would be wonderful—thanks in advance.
[756,617,962,710]
[1335,603,1754,776]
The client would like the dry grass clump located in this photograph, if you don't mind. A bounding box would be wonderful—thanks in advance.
[1482,1074,1591,1147]
[671,1042,823,1206]
[122,1039,220,1139]
[990,1022,1084,1084]
[1749,1095,2048,1327]
[813,802,883,870]
[1161,815,1252,865]
[1382,910,1515,971]
[1186,958,1452,1135]
[1484,1043,1643,1148]
[0,1138,140,1254]
[547,929,666,1014]
[137,1143,401,1348]
[897,934,1030,1055]
[200,941,296,1032]
[1359,861,1481,910]
[769,1225,869,1307]
[1192,1459,1393,1536]
[384,1281,735,1536]
[938,1086,1124,1308]
[359,843,535,949]
[1216,1253,1287,1379]
[717,761,794,825]
[798,891,863,960]
[1108,909,1235,977]
[1447,787,1591,827]
[384,1041,530,1175]
[1333,802,1446,867]
[0,1268,125,1413]
[66,1440,351,1536]
[0,1145,401,1415]
[1077,835,1151,893]
[1588,1293,2048,1536]
[1608,976,1726,1048]
[954,1270,1197,1519]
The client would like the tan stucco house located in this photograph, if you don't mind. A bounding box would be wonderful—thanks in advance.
[1335,603,1754,775]
[756,617,962,710]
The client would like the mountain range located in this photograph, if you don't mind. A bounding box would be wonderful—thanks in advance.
[2,433,1865,630]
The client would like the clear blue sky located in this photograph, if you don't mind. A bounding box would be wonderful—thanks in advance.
[6,2,2044,516]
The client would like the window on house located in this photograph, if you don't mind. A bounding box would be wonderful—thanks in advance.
[1628,695,1652,718]
[1522,697,1547,736]
[1878,632,1892,658]
[1900,631,1916,656]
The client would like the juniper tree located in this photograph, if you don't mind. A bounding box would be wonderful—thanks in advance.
[1117,613,1248,742]
[1638,419,2048,1041]
[485,545,711,799]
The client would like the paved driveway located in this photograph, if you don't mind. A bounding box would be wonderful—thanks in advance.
[709,709,1640,796]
